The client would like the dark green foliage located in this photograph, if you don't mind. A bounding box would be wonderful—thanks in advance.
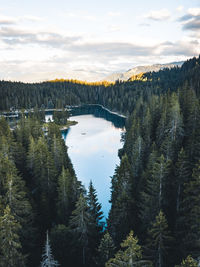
[175,255,198,267]
[57,167,77,224]
[179,161,200,259]
[140,155,172,231]
[0,205,25,267]
[108,154,136,245]
[50,224,70,266]
[97,232,115,266]
[87,181,104,264]
[106,230,152,267]
[145,210,173,267]
[69,193,91,266]
[0,55,200,266]
[53,109,69,125]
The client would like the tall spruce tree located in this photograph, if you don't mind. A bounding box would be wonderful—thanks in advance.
[145,210,173,267]
[175,255,198,267]
[97,232,115,267]
[140,155,171,231]
[180,160,200,259]
[87,181,104,264]
[108,154,135,245]
[106,230,152,267]
[57,167,77,224]
[69,193,90,266]
[0,205,25,267]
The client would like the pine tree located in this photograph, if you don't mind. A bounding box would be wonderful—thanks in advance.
[106,230,152,267]
[160,94,184,161]
[27,136,57,228]
[50,224,70,266]
[146,210,173,267]
[108,154,135,245]
[0,205,25,267]
[180,161,200,259]
[50,135,68,174]
[87,181,103,230]
[57,167,77,224]
[175,255,198,267]
[41,231,59,267]
[69,193,91,266]
[87,181,104,263]
[175,148,191,214]
[181,87,200,166]
[0,155,34,259]
[97,232,115,267]
[140,155,171,231]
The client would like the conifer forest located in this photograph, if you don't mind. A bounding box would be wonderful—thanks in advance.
[0,55,200,267]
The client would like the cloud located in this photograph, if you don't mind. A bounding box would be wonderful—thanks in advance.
[183,18,200,31]
[179,8,200,22]
[0,14,44,25]
[188,8,200,16]
[0,15,17,25]
[160,40,199,57]
[0,13,199,83]
[22,15,44,22]
[144,9,170,21]
[0,26,81,47]
[68,42,157,57]
[178,8,200,34]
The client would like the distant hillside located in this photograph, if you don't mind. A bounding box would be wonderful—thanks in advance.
[105,61,184,82]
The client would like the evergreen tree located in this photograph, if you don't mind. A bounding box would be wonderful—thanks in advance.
[140,155,171,231]
[181,87,200,166]
[0,154,34,262]
[108,154,135,245]
[87,181,103,230]
[50,135,69,174]
[175,148,191,214]
[97,232,115,267]
[106,230,152,267]
[175,255,198,267]
[145,210,173,267]
[0,205,25,267]
[27,136,57,228]
[57,167,77,224]
[69,193,90,266]
[50,224,70,267]
[87,181,104,264]
[159,93,184,161]
[180,161,200,259]
[41,231,59,267]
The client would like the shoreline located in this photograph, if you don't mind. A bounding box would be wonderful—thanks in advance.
[0,104,127,119]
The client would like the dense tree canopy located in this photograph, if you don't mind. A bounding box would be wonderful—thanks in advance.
[0,55,200,266]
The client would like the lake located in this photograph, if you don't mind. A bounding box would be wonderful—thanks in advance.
[62,105,126,220]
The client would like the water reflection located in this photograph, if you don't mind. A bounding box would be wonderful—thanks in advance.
[69,105,126,129]
[63,107,125,220]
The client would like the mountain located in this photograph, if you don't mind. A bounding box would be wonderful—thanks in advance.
[105,61,184,82]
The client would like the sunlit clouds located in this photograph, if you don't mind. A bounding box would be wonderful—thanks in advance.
[0,0,199,82]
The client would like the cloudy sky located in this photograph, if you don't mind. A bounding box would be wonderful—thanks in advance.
[0,0,200,82]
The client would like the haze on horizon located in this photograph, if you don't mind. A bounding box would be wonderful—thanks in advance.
[0,0,200,82]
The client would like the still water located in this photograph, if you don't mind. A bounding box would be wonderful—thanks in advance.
[62,105,126,219]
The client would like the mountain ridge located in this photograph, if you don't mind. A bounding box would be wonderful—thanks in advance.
[105,61,184,82]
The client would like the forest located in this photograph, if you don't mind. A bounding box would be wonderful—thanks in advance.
[0,55,200,266]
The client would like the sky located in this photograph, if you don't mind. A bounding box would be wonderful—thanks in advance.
[0,0,199,82]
